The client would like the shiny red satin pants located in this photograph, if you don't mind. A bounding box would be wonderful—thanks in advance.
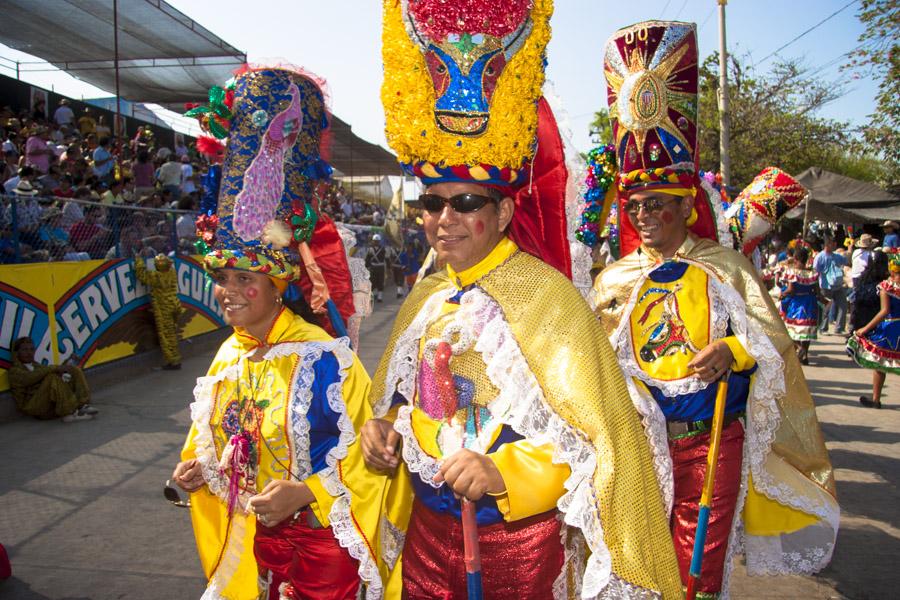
[254,511,359,600]
[670,419,745,597]
[402,500,564,599]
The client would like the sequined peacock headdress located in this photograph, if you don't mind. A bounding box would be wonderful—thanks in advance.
[187,67,332,281]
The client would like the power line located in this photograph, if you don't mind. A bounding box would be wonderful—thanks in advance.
[672,0,689,20]
[698,7,716,32]
[659,0,672,18]
[757,0,859,65]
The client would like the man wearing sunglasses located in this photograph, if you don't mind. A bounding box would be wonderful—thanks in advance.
[591,20,837,598]
[359,2,682,598]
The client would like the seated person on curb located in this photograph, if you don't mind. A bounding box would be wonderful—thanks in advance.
[8,337,98,422]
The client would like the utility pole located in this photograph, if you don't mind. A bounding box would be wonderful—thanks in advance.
[717,0,731,187]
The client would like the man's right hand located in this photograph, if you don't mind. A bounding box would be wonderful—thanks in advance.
[172,459,205,492]
[360,418,401,472]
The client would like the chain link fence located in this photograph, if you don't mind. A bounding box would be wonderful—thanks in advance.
[1,194,198,263]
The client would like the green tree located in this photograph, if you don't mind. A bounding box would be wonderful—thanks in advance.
[589,108,613,147]
[843,0,899,184]
[697,53,888,188]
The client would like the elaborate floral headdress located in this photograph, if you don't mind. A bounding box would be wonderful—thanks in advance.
[726,167,808,255]
[186,67,332,281]
[604,20,730,256]
[382,0,580,278]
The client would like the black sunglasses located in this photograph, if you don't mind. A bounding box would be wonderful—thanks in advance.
[623,196,681,217]
[418,193,498,214]
[163,479,192,508]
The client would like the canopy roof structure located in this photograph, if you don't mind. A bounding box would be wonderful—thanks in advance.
[792,167,900,224]
[0,0,246,103]
[328,115,401,177]
[0,0,400,177]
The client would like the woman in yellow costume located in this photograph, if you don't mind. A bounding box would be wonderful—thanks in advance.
[172,66,387,600]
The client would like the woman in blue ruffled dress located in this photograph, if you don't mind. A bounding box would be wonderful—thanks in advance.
[848,255,900,408]
[778,247,821,364]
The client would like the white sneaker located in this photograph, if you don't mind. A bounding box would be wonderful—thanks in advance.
[79,404,99,415]
[62,411,93,423]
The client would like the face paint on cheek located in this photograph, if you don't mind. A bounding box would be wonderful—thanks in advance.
[660,210,675,224]
[245,286,259,299]
[474,220,485,235]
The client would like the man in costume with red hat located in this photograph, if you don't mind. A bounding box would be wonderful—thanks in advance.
[591,20,839,599]
[360,2,683,598]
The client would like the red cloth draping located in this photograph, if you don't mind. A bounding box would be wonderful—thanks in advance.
[254,512,359,600]
[670,419,745,595]
[295,214,355,336]
[402,500,564,599]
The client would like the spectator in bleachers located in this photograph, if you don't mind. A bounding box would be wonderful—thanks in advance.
[180,155,195,196]
[132,149,155,198]
[2,130,19,157]
[60,185,89,231]
[175,195,197,241]
[101,178,125,206]
[95,115,111,139]
[92,137,115,182]
[38,165,62,194]
[77,108,96,137]
[4,165,34,195]
[70,205,110,258]
[156,153,181,202]
[5,180,43,247]
[31,97,46,122]
[53,99,75,128]
[25,126,53,174]
[173,134,188,159]
[2,150,17,182]
[37,207,71,259]
[52,174,75,199]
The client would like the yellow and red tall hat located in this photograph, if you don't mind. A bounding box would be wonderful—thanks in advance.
[604,20,729,255]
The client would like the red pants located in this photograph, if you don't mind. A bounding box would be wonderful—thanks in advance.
[670,419,744,597]
[402,500,564,599]
[254,511,359,600]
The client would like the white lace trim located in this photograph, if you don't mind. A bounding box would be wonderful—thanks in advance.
[377,286,660,599]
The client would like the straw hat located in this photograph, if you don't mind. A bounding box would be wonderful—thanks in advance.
[12,180,39,196]
[882,220,899,231]
[855,233,878,248]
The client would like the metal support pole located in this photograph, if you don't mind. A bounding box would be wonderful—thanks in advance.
[113,0,122,138]
[717,0,731,187]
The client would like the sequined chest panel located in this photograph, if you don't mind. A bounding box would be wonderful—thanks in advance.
[629,261,713,381]
[416,295,500,456]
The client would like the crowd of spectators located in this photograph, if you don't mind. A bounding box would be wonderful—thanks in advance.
[0,98,203,263]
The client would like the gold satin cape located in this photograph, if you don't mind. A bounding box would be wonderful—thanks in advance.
[593,235,838,577]
[369,247,684,599]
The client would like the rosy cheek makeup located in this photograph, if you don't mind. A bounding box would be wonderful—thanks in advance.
[245,286,259,299]
[474,220,485,235]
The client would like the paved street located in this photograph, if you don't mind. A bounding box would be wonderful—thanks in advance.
[0,293,896,599]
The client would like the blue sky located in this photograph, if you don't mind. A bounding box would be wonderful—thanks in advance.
[0,0,876,154]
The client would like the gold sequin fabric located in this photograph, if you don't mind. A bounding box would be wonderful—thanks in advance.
[371,251,684,599]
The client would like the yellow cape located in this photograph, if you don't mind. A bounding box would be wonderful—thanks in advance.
[370,248,684,599]
[592,235,838,578]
